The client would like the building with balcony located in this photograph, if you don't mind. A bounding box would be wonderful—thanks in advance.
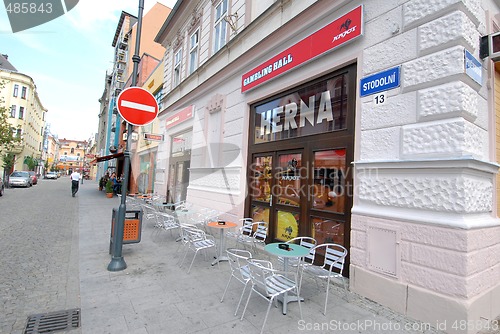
[95,2,170,184]
[153,0,500,332]
[0,54,47,175]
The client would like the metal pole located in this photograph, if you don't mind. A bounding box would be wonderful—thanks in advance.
[108,0,144,271]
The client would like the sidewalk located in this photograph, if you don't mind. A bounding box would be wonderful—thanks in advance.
[77,181,443,334]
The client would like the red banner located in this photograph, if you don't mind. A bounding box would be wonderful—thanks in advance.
[165,105,194,129]
[241,5,363,93]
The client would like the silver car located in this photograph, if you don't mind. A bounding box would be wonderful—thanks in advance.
[9,171,32,188]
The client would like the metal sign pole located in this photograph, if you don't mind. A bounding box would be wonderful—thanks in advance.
[108,0,144,271]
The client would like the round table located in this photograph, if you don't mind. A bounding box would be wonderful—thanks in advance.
[207,221,238,265]
[264,242,309,314]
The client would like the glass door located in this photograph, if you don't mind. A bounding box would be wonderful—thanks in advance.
[249,151,304,242]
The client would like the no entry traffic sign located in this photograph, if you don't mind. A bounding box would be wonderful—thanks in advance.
[116,87,159,126]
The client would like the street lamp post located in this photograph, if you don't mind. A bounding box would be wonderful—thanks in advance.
[108,0,144,272]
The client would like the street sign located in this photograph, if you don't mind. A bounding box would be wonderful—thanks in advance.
[360,66,400,97]
[144,133,164,141]
[116,87,158,126]
[464,49,482,85]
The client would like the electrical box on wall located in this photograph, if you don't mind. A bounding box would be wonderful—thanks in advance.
[480,32,500,62]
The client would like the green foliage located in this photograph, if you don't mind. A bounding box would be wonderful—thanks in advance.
[0,81,21,154]
[2,152,15,170]
[105,179,113,193]
[23,155,37,171]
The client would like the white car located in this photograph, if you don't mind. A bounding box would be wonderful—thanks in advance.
[45,172,58,179]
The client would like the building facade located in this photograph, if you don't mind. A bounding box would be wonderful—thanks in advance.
[0,54,47,175]
[153,0,500,332]
[56,139,87,174]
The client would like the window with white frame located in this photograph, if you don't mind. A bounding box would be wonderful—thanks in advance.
[189,30,199,75]
[19,106,24,119]
[173,48,182,86]
[21,86,27,99]
[10,105,16,118]
[13,84,19,97]
[213,0,228,53]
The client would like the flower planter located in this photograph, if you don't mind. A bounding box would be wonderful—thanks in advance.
[106,192,113,198]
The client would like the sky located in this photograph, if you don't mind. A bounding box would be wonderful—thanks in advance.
[0,0,177,141]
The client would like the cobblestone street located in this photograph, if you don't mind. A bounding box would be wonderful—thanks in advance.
[0,177,81,334]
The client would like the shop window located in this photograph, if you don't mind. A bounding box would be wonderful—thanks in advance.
[311,217,345,246]
[250,156,272,203]
[276,154,301,207]
[173,48,182,86]
[10,105,16,118]
[312,149,346,213]
[213,0,228,53]
[189,29,199,74]
[13,84,18,97]
[18,106,24,119]
[21,86,27,99]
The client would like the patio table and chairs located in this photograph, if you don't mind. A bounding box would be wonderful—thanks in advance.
[178,226,219,274]
[206,220,238,265]
[264,242,310,314]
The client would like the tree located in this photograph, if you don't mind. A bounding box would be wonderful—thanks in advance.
[0,81,21,154]
[23,155,37,171]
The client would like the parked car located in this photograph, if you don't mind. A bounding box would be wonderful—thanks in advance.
[9,171,32,188]
[0,176,4,196]
[27,171,38,185]
[45,172,58,179]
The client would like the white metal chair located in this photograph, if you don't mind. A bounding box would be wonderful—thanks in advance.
[155,211,180,239]
[220,248,253,316]
[179,227,219,274]
[299,243,348,315]
[252,221,268,251]
[241,259,302,334]
[227,218,254,247]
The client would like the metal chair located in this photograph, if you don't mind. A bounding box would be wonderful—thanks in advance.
[155,211,180,239]
[227,218,254,247]
[220,248,253,316]
[299,243,348,315]
[241,259,302,334]
[179,227,218,274]
[251,221,268,251]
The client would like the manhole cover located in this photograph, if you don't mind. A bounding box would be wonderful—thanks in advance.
[24,308,80,333]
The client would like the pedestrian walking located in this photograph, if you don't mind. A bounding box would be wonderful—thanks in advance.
[70,169,81,197]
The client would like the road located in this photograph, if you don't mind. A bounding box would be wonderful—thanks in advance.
[0,176,81,333]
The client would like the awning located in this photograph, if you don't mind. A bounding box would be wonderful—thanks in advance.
[91,152,124,163]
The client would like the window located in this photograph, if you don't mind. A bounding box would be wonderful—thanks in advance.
[10,105,16,118]
[18,106,24,119]
[16,129,21,138]
[189,30,199,74]
[13,84,19,97]
[21,86,27,99]
[173,48,182,86]
[154,89,162,111]
[213,0,228,53]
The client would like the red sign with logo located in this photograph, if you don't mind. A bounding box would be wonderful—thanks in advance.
[241,5,363,93]
[165,105,194,129]
[117,87,159,126]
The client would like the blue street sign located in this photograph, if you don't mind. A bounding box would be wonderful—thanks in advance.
[464,49,482,85]
[360,66,400,97]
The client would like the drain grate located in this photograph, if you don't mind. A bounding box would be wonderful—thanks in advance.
[24,308,80,333]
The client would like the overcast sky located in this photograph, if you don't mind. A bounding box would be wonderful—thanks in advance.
[0,0,177,141]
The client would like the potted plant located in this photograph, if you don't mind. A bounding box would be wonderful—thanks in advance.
[105,180,114,198]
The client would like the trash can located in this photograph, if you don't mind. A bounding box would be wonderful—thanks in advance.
[109,208,143,254]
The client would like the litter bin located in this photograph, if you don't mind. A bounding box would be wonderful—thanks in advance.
[109,208,143,254]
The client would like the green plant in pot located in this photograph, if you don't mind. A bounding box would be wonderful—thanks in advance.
[105,180,114,197]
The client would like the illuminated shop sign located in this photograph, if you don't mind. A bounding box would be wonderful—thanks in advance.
[241,5,363,93]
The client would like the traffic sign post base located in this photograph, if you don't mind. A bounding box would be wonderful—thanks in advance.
[107,256,127,271]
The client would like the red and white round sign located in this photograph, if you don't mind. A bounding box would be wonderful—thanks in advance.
[116,87,159,126]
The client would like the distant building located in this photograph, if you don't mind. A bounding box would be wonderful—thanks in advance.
[57,138,87,174]
[0,53,47,175]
